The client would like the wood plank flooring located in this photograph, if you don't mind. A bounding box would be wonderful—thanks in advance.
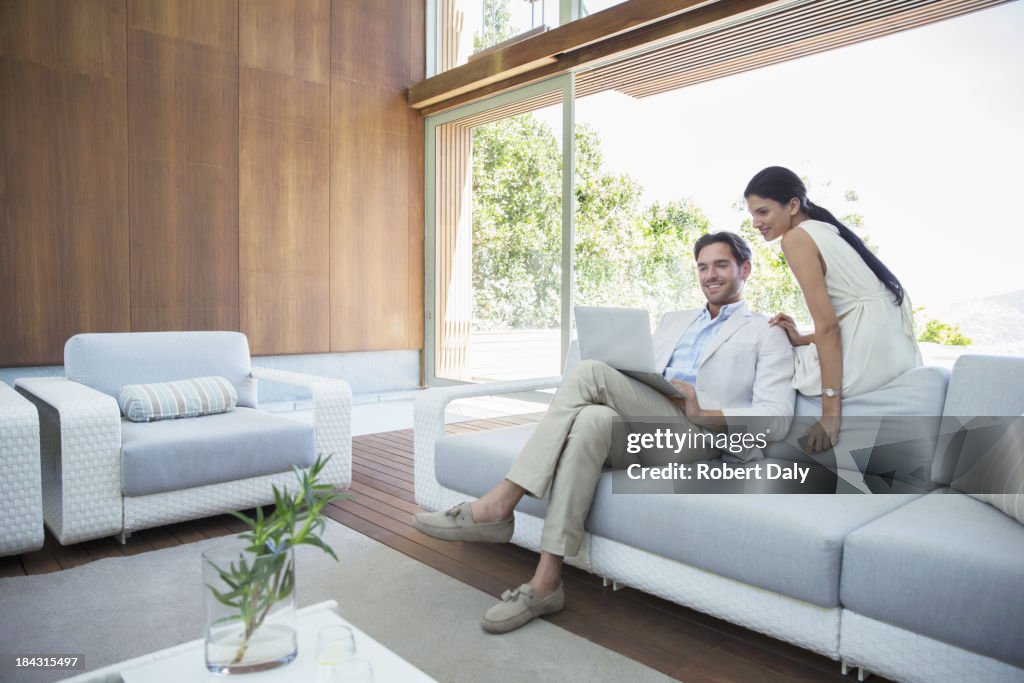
[3,415,878,682]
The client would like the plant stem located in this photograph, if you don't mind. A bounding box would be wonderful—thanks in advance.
[229,556,291,666]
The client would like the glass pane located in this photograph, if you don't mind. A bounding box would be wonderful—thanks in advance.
[440,0,561,72]
[573,2,1024,363]
[572,94,709,327]
[581,0,626,17]
[435,100,563,381]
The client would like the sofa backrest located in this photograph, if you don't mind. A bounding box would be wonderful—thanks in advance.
[764,365,950,488]
[64,332,258,408]
[932,354,1024,485]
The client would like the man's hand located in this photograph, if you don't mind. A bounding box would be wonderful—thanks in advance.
[669,380,729,432]
[769,313,811,347]
[669,380,702,422]
[801,415,841,454]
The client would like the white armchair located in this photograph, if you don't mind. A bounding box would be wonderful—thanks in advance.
[16,332,351,545]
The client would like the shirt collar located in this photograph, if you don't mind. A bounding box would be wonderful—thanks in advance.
[703,300,745,321]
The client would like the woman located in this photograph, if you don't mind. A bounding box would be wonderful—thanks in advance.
[744,166,921,452]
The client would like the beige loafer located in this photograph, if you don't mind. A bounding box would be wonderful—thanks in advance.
[411,502,514,543]
[481,583,565,634]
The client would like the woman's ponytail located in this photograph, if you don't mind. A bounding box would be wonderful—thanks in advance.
[805,200,905,306]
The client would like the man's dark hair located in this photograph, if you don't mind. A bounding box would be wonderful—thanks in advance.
[693,231,752,265]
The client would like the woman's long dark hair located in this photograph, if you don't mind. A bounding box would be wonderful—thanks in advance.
[744,166,905,306]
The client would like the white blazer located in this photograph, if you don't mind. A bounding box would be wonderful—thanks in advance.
[653,301,796,454]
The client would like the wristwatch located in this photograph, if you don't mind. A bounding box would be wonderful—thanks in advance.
[822,387,840,398]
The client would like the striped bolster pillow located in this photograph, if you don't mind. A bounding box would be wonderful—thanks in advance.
[118,376,238,422]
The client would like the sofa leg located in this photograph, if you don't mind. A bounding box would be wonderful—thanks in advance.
[857,666,871,682]
[841,660,849,676]
[601,577,625,591]
[117,529,131,545]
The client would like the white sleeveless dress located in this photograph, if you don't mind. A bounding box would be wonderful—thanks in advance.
[791,220,922,397]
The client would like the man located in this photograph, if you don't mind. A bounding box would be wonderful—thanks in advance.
[412,231,795,634]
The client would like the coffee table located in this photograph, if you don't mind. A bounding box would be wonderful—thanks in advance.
[63,601,436,682]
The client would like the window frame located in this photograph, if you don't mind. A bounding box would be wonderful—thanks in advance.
[423,74,575,387]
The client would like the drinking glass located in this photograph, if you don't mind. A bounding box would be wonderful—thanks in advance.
[316,625,356,682]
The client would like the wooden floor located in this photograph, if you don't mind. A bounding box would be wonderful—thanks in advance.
[1,416,878,683]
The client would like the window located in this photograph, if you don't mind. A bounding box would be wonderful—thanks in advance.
[434,0,566,73]
[425,2,1024,384]
[428,80,571,382]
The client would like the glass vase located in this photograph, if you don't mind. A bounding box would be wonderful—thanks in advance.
[202,538,298,674]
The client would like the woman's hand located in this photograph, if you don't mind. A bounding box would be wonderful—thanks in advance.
[768,313,811,347]
[801,415,841,454]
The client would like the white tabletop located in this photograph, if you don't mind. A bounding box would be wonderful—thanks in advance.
[66,601,435,683]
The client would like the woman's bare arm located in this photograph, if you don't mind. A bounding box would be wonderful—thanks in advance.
[781,229,842,448]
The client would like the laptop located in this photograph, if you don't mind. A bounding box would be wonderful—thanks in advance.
[573,306,685,399]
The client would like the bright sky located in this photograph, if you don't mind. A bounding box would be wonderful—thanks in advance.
[564,2,1024,310]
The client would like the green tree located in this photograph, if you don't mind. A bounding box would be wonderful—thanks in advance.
[472,115,562,329]
[914,307,973,345]
[474,0,517,52]
[471,115,711,330]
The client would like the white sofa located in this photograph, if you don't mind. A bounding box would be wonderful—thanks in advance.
[0,381,43,556]
[15,332,352,545]
[414,354,1024,683]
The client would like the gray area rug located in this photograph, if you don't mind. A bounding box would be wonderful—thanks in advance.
[0,520,673,683]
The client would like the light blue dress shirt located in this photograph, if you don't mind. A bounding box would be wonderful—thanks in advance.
[662,302,742,385]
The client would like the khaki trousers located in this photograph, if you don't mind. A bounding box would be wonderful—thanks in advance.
[505,359,717,557]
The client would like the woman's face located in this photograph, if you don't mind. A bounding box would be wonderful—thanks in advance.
[746,194,799,242]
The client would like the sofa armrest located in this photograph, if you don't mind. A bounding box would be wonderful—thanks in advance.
[250,367,352,491]
[0,383,43,555]
[413,377,560,511]
[14,377,122,544]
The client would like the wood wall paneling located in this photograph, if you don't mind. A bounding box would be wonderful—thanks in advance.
[331,0,411,89]
[239,0,330,84]
[331,0,424,352]
[239,0,331,355]
[128,0,238,49]
[1,0,425,365]
[407,0,426,356]
[0,0,129,365]
[127,1,240,332]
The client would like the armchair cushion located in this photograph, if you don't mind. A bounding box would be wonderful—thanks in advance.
[118,376,237,422]
[120,408,314,496]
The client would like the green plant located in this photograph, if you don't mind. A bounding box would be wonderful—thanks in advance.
[918,318,973,346]
[206,455,344,665]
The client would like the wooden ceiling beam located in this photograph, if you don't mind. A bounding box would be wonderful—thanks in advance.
[414,0,786,115]
[408,0,786,110]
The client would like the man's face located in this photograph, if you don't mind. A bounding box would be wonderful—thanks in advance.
[695,242,750,306]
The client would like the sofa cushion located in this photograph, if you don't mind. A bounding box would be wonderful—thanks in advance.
[587,477,920,608]
[119,376,237,422]
[933,355,1024,485]
[65,332,258,408]
[435,424,550,518]
[764,366,947,489]
[120,407,314,496]
[841,490,1024,667]
[437,424,920,607]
